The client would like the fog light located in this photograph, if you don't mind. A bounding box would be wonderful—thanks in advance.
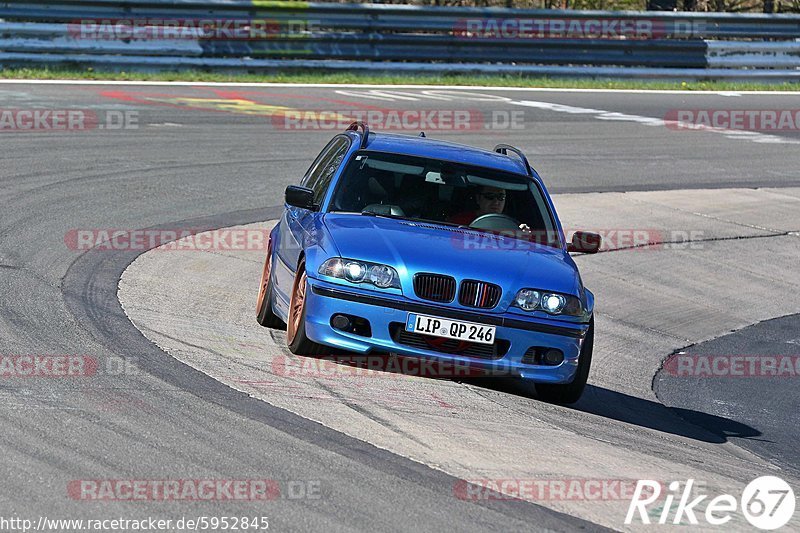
[543,349,564,365]
[331,314,351,331]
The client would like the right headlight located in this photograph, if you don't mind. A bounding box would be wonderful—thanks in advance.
[319,258,401,289]
[513,288,582,316]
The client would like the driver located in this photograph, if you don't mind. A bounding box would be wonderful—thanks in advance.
[448,186,531,234]
[448,186,507,225]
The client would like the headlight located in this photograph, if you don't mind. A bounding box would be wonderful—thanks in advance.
[319,258,401,289]
[344,261,367,282]
[514,289,541,311]
[367,264,396,288]
[542,294,566,314]
[513,288,583,316]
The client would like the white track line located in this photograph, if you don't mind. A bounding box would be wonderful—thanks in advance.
[511,99,800,145]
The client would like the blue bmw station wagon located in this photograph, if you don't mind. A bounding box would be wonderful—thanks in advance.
[256,122,601,403]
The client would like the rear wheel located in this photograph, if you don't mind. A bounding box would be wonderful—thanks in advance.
[286,262,327,356]
[535,317,594,405]
[256,240,284,328]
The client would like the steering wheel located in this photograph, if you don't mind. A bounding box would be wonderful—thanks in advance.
[469,213,521,232]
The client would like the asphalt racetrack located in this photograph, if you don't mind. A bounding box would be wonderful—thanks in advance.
[1,81,799,531]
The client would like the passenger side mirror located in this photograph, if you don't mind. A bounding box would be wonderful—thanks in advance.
[285,185,316,210]
[568,231,602,254]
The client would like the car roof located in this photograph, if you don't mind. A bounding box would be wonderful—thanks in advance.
[350,131,533,177]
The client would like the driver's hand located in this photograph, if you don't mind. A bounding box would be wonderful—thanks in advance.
[518,224,531,234]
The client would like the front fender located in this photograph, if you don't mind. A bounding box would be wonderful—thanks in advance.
[584,288,595,317]
[302,214,340,277]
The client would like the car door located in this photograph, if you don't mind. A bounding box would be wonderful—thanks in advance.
[274,136,351,303]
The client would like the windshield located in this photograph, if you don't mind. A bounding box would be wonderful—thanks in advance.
[328,150,561,247]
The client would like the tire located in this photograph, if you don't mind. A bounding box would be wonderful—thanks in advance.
[256,240,284,329]
[535,317,594,405]
[286,261,327,356]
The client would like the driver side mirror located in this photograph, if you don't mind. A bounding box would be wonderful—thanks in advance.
[568,231,602,254]
[285,185,316,210]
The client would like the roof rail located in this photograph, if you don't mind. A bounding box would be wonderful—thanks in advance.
[494,144,533,177]
[346,121,370,149]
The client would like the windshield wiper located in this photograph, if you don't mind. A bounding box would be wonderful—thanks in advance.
[359,210,408,221]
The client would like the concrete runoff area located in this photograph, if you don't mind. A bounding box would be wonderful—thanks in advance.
[119,187,800,531]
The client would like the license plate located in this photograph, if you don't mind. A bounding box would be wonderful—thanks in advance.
[405,313,496,345]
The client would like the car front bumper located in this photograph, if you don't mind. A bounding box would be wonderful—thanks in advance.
[302,278,591,384]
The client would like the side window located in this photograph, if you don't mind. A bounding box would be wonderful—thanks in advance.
[303,137,348,191]
[310,138,349,204]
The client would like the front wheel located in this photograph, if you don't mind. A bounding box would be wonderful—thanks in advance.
[286,262,327,356]
[535,317,594,405]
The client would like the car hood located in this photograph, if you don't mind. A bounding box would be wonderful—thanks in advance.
[322,214,581,311]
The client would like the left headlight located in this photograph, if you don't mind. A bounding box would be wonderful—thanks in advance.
[319,258,401,289]
[513,288,582,316]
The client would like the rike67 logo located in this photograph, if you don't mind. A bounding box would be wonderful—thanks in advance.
[626,477,796,530]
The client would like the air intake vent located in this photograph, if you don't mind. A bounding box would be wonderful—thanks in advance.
[413,273,456,303]
[458,280,501,309]
[399,222,483,237]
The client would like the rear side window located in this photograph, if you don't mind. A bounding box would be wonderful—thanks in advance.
[304,137,350,203]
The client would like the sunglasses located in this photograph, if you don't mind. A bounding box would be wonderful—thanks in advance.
[479,192,506,201]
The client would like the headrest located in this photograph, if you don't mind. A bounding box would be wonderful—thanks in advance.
[368,176,389,198]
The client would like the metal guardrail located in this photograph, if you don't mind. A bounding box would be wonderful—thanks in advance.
[0,23,710,67]
[0,1,799,79]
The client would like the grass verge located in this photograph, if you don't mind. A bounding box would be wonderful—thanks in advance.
[1,67,799,91]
